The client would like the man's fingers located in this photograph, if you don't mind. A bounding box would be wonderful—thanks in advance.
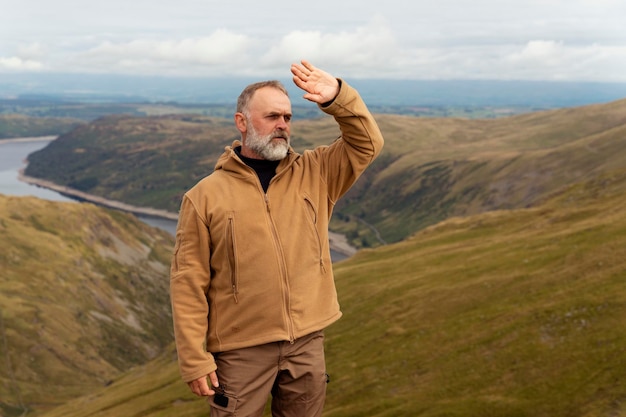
[290,64,309,82]
[291,61,319,96]
[188,376,216,396]
[208,371,220,388]
[299,60,316,74]
[291,60,320,83]
[292,75,307,90]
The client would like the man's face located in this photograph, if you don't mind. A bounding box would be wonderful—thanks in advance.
[240,87,292,161]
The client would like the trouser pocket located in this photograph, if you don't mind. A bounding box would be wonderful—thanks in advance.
[208,391,238,415]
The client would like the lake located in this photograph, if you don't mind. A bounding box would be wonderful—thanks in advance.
[0,138,177,235]
[0,139,75,202]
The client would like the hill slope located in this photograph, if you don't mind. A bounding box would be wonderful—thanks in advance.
[23,114,236,211]
[32,167,626,417]
[333,97,626,244]
[0,196,174,416]
[22,98,626,248]
[0,114,83,139]
[323,168,626,416]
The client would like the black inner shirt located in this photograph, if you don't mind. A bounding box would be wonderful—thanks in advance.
[236,147,280,193]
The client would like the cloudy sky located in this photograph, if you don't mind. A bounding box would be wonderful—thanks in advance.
[1,0,625,82]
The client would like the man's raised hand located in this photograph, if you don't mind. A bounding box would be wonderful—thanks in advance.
[291,60,340,104]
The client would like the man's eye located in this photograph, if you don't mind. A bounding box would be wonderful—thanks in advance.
[268,114,291,122]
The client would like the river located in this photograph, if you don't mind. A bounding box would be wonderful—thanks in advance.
[0,137,351,260]
[0,137,178,235]
[0,138,75,202]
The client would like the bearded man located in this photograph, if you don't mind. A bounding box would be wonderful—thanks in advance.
[170,60,384,417]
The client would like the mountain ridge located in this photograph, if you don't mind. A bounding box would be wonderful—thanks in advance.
[4,73,626,107]
[22,97,626,247]
[0,195,174,415]
[338,97,626,243]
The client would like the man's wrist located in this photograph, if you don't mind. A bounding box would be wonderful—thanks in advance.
[321,79,342,107]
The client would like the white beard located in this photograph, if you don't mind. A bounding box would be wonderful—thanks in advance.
[246,123,290,161]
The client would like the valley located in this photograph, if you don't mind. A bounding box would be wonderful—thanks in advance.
[1,96,625,416]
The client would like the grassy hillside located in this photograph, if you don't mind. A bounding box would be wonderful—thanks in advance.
[324,168,626,416]
[30,167,626,417]
[0,114,84,139]
[333,97,626,245]
[0,196,174,416]
[24,114,236,211]
[22,98,626,249]
[6,97,625,417]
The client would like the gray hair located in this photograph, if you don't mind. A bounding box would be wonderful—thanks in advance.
[236,80,289,114]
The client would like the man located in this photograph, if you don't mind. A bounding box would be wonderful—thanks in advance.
[170,60,384,416]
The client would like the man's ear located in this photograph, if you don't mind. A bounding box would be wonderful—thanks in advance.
[234,112,247,134]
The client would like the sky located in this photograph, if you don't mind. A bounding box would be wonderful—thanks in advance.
[1,0,626,82]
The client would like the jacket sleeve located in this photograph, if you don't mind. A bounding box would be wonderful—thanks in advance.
[170,194,216,382]
[317,79,384,202]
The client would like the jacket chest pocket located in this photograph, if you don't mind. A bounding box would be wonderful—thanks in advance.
[225,211,239,303]
[303,195,318,225]
[303,195,326,272]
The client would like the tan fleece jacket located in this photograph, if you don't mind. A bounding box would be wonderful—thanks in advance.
[170,80,384,382]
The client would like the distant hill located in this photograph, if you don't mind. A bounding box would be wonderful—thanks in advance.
[338,97,626,244]
[0,196,174,416]
[0,114,83,139]
[31,165,626,417]
[23,97,626,248]
[3,72,626,108]
[24,114,236,212]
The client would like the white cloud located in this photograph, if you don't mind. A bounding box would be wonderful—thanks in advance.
[502,40,626,81]
[74,30,253,75]
[0,56,42,70]
[17,43,45,60]
[0,42,45,71]
[514,40,566,60]
[257,18,400,77]
[1,3,625,82]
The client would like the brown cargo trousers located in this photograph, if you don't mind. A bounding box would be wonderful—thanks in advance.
[208,330,328,417]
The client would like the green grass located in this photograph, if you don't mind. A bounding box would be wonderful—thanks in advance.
[24,168,626,417]
[0,114,84,139]
[322,170,626,416]
[0,196,175,415]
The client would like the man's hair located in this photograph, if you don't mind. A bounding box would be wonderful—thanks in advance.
[236,80,289,114]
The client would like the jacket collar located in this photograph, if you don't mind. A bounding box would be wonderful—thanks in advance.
[215,140,298,176]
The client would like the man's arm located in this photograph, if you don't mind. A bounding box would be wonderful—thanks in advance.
[170,195,218,393]
[291,60,384,200]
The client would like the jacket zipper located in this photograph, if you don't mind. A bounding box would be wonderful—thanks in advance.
[265,194,296,343]
[238,156,295,342]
